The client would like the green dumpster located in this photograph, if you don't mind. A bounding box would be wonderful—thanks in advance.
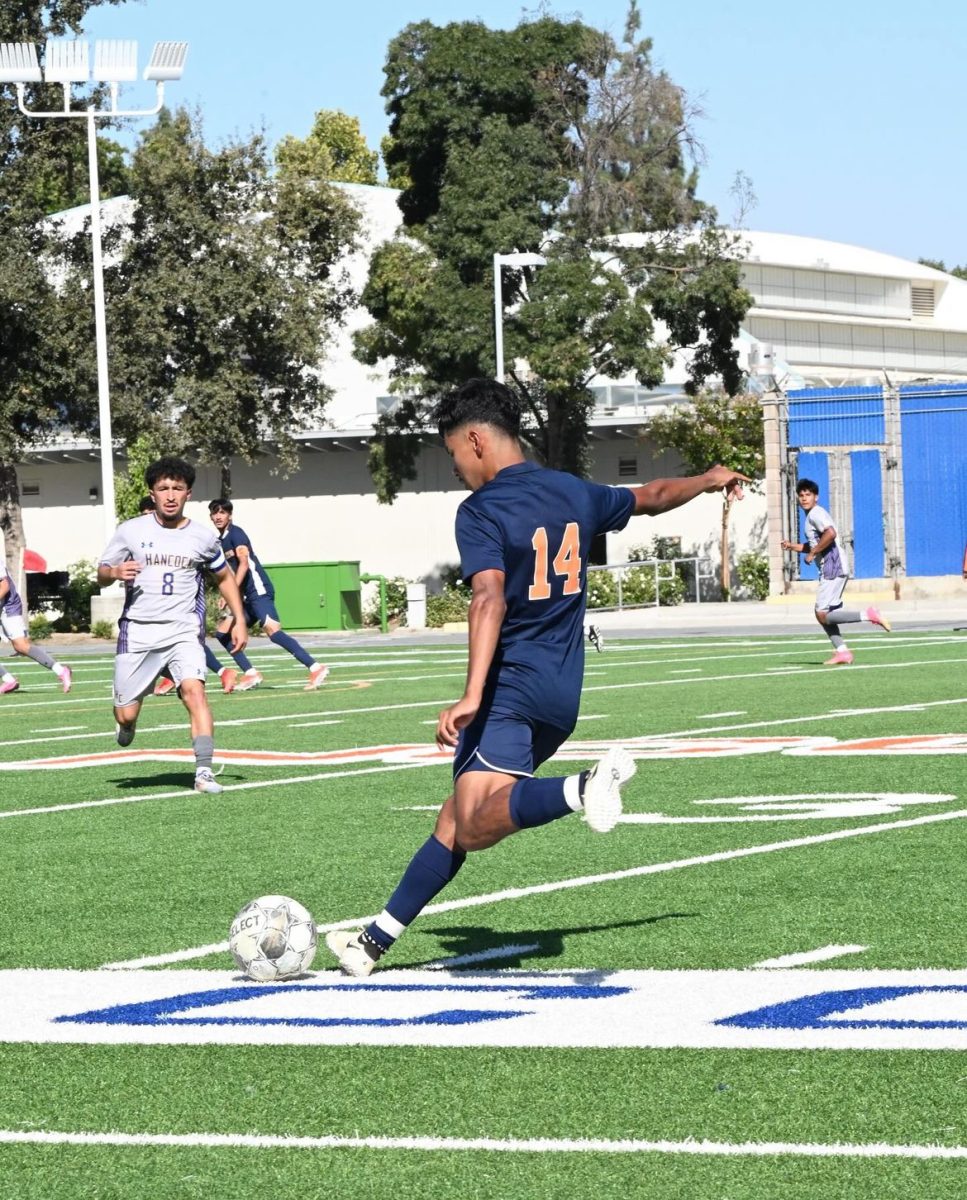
[262,561,362,631]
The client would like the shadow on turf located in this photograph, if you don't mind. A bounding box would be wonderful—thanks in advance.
[416,913,697,969]
[111,772,242,789]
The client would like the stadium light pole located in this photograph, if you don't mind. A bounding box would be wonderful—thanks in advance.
[0,39,188,550]
[493,251,546,383]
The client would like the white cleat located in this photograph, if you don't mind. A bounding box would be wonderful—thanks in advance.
[115,723,136,747]
[306,664,330,691]
[235,671,263,692]
[194,768,223,794]
[588,624,604,653]
[325,929,382,978]
[582,746,636,834]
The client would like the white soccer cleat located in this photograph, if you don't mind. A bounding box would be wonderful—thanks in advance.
[235,671,263,692]
[194,768,223,794]
[582,746,636,834]
[306,664,330,691]
[588,624,604,652]
[115,722,136,747]
[325,929,382,978]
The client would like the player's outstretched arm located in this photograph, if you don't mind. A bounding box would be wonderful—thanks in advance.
[631,466,750,516]
[214,566,248,653]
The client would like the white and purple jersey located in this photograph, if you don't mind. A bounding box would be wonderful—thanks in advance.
[100,514,226,652]
[0,565,23,617]
[805,504,847,580]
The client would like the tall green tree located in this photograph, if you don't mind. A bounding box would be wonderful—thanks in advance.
[918,257,967,281]
[355,4,751,502]
[97,106,361,492]
[276,109,379,185]
[642,390,764,597]
[0,0,123,577]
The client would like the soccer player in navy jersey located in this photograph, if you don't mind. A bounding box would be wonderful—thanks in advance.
[327,377,749,976]
[208,500,329,691]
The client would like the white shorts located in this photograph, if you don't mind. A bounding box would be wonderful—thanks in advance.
[0,612,26,641]
[816,575,849,613]
[113,639,206,707]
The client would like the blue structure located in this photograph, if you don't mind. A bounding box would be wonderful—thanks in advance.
[786,383,967,578]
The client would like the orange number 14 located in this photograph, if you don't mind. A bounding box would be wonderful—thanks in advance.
[529,522,581,600]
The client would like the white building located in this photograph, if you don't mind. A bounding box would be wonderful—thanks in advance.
[15,187,967,585]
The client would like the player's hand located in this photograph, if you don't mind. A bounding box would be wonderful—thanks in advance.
[436,696,479,750]
[113,561,143,581]
[230,624,248,654]
[805,553,815,564]
[217,596,227,612]
[703,466,751,501]
[780,539,794,551]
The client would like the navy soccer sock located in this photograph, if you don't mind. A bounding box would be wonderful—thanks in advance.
[215,630,254,672]
[508,773,590,829]
[204,645,224,675]
[269,629,314,669]
[367,835,467,949]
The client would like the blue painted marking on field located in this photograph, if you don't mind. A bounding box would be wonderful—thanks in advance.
[719,985,967,1030]
[55,980,631,1028]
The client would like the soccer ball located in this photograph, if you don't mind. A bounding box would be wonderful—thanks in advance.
[229,895,318,981]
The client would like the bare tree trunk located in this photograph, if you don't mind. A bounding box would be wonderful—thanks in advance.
[720,495,732,600]
[220,462,232,497]
[0,461,26,604]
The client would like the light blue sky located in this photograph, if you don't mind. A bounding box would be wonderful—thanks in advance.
[82,0,967,267]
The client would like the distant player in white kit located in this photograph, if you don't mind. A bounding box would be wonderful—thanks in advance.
[781,477,891,665]
[0,564,73,694]
[97,457,247,793]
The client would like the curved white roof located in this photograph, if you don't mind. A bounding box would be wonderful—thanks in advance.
[737,229,952,283]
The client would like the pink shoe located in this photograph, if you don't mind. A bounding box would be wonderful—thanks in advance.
[865,605,892,632]
[306,664,330,691]
[219,667,238,694]
[824,648,854,666]
[60,666,72,694]
[235,671,263,692]
[153,677,176,697]
[0,677,20,694]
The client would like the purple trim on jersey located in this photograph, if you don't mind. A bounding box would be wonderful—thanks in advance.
[117,617,129,654]
[1,569,23,616]
[194,571,207,643]
[821,544,845,580]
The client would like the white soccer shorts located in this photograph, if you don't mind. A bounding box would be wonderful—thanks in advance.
[113,639,206,707]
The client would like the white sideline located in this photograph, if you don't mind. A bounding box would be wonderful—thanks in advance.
[102,804,967,970]
[0,1129,964,1159]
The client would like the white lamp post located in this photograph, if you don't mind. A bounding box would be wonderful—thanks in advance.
[0,38,188,549]
[492,250,546,383]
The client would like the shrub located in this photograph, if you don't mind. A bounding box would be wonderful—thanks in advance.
[737,552,770,600]
[364,577,407,627]
[54,560,100,632]
[28,613,53,640]
[621,564,686,607]
[426,583,471,627]
[586,568,618,610]
[90,619,115,640]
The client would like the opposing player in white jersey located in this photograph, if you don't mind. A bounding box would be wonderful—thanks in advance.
[0,563,72,694]
[781,477,891,665]
[97,457,247,793]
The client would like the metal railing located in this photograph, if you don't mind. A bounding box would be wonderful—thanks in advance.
[587,557,714,610]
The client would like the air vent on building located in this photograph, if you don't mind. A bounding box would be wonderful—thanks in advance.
[911,285,935,317]
[20,481,39,497]
[618,456,638,478]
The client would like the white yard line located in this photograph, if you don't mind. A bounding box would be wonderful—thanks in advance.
[752,944,869,969]
[101,805,967,970]
[0,761,430,824]
[697,711,746,718]
[426,943,542,970]
[0,1129,963,1160]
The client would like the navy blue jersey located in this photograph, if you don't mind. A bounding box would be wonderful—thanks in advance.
[219,523,274,602]
[456,461,635,730]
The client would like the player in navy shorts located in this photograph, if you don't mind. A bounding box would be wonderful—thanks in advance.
[208,500,329,691]
[327,378,748,976]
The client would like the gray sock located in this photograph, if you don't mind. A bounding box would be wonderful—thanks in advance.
[193,735,215,772]
[26,644,57,670]
[827,629,846,649]
[830,609,862,624]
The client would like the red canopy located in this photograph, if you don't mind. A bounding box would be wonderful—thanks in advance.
[23,550,47,573]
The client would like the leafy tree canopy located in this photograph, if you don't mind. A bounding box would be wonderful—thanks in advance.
[276,109,379,186]
[355,3,752,502]
[919,257,967,281]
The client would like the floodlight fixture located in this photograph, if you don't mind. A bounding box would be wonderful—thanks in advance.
[144,41,188,82]
[0,43,42,84]
[93,39,138,83]
[43,39,90,84]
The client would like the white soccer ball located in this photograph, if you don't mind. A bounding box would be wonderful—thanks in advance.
[229,895,318,981]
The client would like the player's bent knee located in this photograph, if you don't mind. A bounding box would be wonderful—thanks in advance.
[815,610,829,624]
[11,637,29,654]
